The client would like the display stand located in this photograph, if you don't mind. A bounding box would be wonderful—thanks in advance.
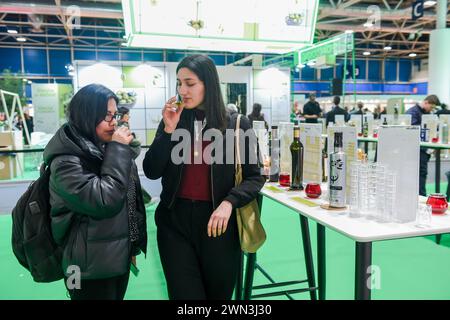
[377,125,420,223]
[0,90,30,144]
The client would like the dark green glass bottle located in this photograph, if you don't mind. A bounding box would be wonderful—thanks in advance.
[290,126,304,190]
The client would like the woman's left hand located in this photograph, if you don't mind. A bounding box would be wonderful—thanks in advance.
[207,200,233,237]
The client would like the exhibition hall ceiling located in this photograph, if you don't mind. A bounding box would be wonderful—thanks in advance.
[0,0,449,58]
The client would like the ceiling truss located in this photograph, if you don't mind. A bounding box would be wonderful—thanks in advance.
[0,0,448,59]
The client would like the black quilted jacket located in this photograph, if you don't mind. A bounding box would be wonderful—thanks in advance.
[43,123,147,280]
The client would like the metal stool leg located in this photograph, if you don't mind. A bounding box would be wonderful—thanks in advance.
[299,215,317,300]
[235,251,244,300]
[243,253,257,300]
[317,223,326,300]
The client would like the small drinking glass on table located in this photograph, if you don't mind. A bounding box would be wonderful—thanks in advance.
[415,203,432,228]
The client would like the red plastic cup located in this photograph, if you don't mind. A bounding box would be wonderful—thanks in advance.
[279,173,290,187]
[426,193,448,215]
[305,183,322,199]
[432,137,439,143]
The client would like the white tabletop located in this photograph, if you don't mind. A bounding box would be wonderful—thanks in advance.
[261,182,450,242]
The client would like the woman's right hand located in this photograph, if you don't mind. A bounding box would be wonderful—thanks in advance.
[112,126,133,145]
[162,96,184,134]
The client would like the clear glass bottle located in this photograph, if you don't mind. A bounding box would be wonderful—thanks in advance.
[269,126,280,182]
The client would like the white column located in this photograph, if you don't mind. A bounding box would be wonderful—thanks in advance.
[428,0,450,104]
[436,0,447,30]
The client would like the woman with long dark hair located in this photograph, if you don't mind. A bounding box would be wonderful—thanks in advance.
[43,83,147,300]
[143,55,264,300]
[248,103,268,129]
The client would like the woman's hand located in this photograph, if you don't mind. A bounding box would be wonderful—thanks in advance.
[112,126,133,145]
[162,96,184,134]
[207,200,233,238]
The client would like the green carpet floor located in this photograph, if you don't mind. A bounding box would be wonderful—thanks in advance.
[1,184,450,300]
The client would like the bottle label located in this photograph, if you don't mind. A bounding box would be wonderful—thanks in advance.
[329,154,346,207]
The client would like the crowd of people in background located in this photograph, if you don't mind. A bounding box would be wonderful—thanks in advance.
[289,92,447,128]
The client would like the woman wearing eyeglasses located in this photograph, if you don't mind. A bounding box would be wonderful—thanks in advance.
[43,83,147,300]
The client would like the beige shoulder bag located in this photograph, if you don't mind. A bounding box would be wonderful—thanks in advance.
[234,115,266,253]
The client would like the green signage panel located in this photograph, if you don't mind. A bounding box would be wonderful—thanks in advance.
[298,33,354,64]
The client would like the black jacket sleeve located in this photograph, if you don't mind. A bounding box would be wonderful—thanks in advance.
[143,120,173,180]
[224,115,266,209]
[49,142,133,219]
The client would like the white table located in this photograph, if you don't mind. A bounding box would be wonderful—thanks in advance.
[244,183,450,300]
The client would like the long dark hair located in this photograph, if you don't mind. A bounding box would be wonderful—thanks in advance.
[176,55,227,131]
[67,83,118,143]
[250,103,262,118]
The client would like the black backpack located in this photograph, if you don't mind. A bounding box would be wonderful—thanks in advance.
[11,162,64,283]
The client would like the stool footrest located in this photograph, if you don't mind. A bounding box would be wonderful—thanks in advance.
[253,279,309,290]
[252,287,318,299]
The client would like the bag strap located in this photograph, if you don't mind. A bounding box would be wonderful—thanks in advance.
[235,114,242,170]
[234,115,244,187]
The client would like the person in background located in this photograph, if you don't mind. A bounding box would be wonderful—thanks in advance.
[248,102,268,129]
[436,103,450,116]
[302,93,322,124]
[143,55,264,300]
[406,94,441,196]
[43,83,147,300]
[117,107,142,160]
[22,108,34,145]
[290,101,302,124]
[373,104,381,119]
[325,96,349,127]
[226,103,238,116]
[350,101,364,115]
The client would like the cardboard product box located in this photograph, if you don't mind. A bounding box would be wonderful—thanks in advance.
[0,131,23,148]
[0,151,18,180]
[0,131,23,179]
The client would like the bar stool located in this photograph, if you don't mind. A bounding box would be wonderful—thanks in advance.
[235,194,318,300]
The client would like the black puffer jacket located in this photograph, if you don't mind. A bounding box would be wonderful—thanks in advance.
[143,110,265,211]
[43,123,147,280]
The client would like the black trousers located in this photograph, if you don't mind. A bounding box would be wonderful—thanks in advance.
[64,272,130,300]
[420,149,431,196]
[155,198,241,300]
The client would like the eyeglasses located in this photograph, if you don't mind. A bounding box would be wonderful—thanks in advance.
[104,112,123,123]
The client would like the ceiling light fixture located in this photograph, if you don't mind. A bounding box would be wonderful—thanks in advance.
[409,53,417,57]
[363,51,371,56]
[345,30,354,34]
[384,46,392,51]
[424,1,437,7]
[7,28,18,34]
[16,37,27,42]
